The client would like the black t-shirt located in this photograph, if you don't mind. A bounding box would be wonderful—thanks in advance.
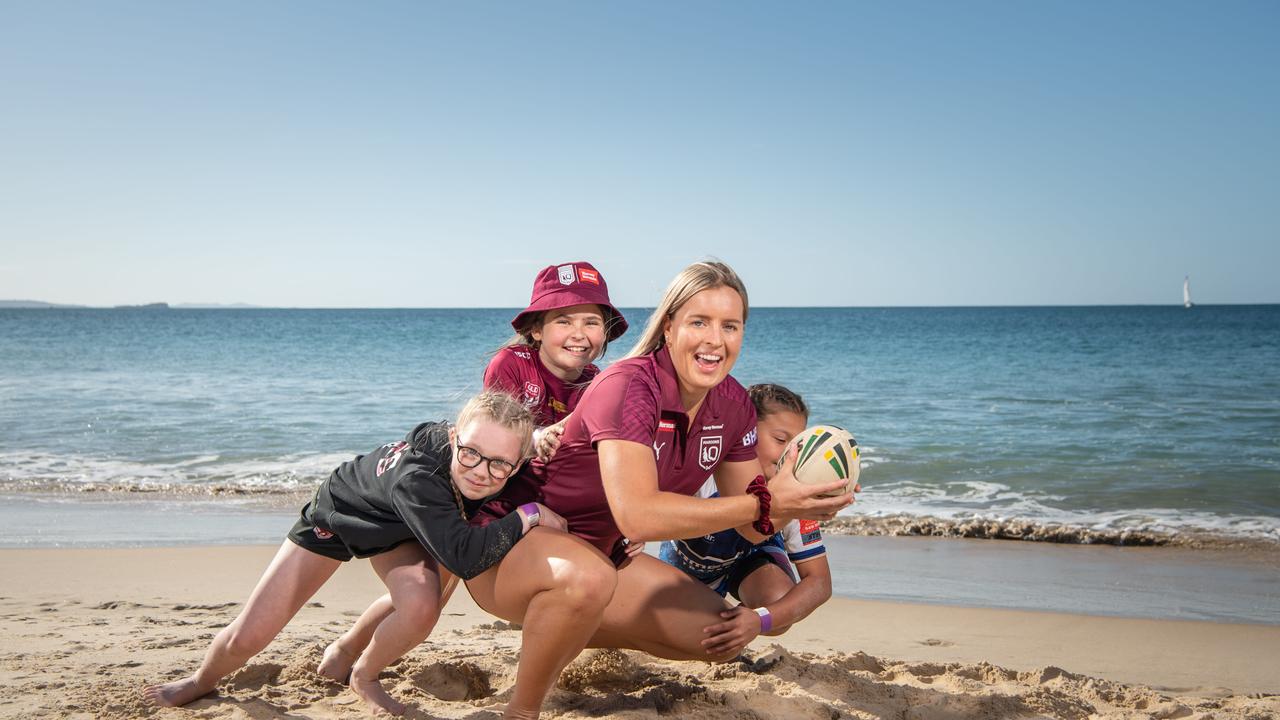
[310,422,525,580]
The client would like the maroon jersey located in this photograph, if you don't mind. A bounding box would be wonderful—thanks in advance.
[483,346,599,426]
[475,346,758,566]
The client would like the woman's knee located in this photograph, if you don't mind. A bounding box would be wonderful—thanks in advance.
[556,558,616,612]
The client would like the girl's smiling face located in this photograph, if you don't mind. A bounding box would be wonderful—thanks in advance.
[533,304,607,381]
[755,408,808,480]
[449,418,524,501]
[662,286,745,410]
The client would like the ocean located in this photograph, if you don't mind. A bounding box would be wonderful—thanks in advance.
[4,305,1279,623]
[2,305,1278,545]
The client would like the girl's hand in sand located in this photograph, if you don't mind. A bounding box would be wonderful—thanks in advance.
[767,442,853,522]
[701,605,761,657]
[534,419,567,461]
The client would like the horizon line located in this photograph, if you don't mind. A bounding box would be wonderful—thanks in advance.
[5,301,1278,311]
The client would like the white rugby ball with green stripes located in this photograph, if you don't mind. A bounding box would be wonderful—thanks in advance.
[786,425,860,496]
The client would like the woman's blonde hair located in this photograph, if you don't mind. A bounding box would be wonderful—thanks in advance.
[624,260,749,359]
[454,390,537,460]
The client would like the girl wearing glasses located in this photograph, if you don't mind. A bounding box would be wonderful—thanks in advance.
[484,260,627,459]
[144,391,565,716]
[469,261,854,719]
[313,261,632,700]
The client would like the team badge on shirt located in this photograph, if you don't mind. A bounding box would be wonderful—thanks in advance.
[558,264,576,285]
[698,435,722,470]
[523,382,543,405]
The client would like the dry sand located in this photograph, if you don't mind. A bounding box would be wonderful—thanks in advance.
[1,545,1277,719]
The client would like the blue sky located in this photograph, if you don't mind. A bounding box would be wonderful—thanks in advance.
[2,1,1276,307]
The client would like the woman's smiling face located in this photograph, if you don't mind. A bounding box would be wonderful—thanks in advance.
[663,285,745,409]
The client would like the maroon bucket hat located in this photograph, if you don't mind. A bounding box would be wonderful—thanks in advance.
[511,261,628,341]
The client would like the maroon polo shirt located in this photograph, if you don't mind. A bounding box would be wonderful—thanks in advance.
[483,346,599,426]
[475,346,758,566]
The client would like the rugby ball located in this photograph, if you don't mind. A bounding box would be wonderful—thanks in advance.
[785,425,860,496]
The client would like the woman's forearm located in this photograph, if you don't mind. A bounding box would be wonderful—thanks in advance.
[612,490,759,541]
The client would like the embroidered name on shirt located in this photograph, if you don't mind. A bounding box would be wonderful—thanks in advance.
[702,423,724,431]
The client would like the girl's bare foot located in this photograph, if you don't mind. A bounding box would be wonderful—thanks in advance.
[142,677,215,707]
[317,639,358,684]
[350,672,406,716]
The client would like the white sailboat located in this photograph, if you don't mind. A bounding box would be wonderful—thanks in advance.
[1183,275,1194,308]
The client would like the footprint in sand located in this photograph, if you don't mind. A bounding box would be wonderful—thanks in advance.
[171,602,237,611]
[142,637,192,650]
[919,638,955,647]
[410,661,495,701]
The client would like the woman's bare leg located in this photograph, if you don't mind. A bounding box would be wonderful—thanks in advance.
[464,528,616,720]
[143,541,341,707]
[348,542,447,716]
[586,553,739,662]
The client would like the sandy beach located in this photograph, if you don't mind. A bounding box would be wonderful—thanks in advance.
[2,544,1277,720]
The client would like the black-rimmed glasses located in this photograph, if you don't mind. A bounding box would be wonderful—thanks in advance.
[454,444,519,480]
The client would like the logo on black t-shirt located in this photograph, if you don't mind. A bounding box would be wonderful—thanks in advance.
[376,441,410,476]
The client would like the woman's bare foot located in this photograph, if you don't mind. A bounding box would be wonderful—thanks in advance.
[142,676,215,707]
[350,672,406,716]
[317,639,358,684]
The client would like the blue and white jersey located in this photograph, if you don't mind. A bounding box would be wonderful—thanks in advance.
[661,477,827,581]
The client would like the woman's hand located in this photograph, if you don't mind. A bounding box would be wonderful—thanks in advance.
[534,419,568,461]
[616,537,646,570]
[535,503,568,532]
[767,442,854,522]
[701,605,762,656]
[622,538,645,560]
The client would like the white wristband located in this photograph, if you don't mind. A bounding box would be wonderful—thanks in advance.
[754,605,773,633]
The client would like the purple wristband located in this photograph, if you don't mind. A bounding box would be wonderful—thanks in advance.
[519,502,540,528]
[754,606,773,633]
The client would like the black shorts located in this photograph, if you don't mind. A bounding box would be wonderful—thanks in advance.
[286,487,354,562]
[725,552,779,602]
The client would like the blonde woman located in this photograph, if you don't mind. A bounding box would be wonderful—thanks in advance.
[469,260,854,719]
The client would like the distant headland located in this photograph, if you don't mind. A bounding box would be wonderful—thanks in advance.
[0,300,260,309]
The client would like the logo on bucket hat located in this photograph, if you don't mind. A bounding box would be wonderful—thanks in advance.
[511,261,629,341]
